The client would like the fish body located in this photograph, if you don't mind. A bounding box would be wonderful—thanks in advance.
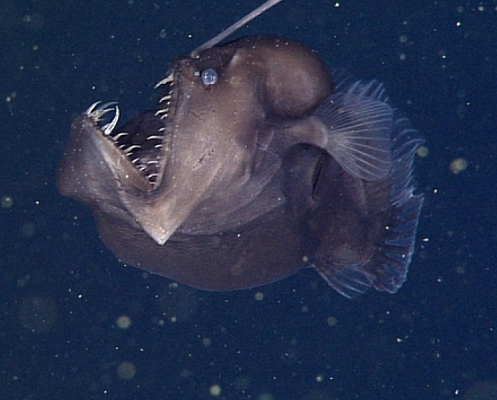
[58,36,423,297]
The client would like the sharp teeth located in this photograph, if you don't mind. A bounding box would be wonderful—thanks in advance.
[124,144,141,154]
[85,101,101,115]
[85,101,120,135]
[155,72,175,88]
[98,102,118,111]
[112,132,129,141]
[83,101,162,187]
[103,105,119,135]
[155,108,169,120]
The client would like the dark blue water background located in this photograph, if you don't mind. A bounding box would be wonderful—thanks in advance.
[1,0,496,399]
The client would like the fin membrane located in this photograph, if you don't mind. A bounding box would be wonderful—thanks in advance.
[315,80,394,181]
[315,263,373,299]
[312,80,424,297]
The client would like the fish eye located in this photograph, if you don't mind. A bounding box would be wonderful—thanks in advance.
[201,68,218,86]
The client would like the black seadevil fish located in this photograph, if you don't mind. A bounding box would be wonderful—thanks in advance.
[58,0,423,298]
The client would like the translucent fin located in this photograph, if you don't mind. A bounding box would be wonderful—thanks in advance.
[366,194,423,293]
[315,80,394,181]
[330,69,363,93]
[367,114,424,292]
[358,109,424,293]
[315,263,373,299]
[311,83,424,297]
[388,115,423,205]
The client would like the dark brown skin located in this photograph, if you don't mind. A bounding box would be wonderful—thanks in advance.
[58,36,423,297]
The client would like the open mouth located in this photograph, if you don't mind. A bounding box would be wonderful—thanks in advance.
[83,71,178,188]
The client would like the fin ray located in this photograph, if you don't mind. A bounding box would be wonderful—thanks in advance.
[315,263,373,299]
[311,79,424,297]
[315,80,395,181]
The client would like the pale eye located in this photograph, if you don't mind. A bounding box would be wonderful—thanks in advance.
[201,68,218,86]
